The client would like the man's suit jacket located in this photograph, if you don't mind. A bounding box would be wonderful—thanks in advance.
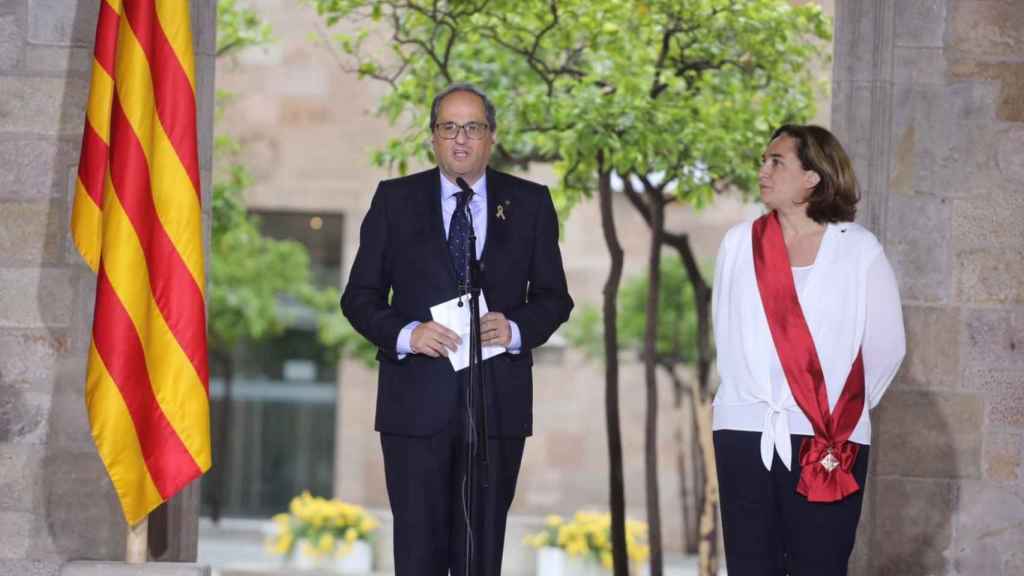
[341,167,574,438]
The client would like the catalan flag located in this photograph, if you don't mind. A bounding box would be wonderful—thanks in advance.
[71,0,211,525]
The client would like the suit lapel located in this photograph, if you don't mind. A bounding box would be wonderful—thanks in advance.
[482,167,509,268]
[418,168,456,285]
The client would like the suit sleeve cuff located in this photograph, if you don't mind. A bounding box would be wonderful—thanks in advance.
[396,321,421,359]
[507,320,522,354]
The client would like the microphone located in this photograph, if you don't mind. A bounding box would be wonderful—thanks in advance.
[454,176,475,200]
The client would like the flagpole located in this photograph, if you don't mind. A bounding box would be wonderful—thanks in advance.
[126,516,148,564]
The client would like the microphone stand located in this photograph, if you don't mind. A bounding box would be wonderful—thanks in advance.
[457,177,489,576]
[465,217,490,469]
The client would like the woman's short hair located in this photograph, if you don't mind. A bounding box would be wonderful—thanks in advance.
[771,124,859,223]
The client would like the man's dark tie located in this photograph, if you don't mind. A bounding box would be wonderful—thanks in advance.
[448,190,472,289]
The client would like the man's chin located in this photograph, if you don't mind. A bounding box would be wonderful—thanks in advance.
[449,160,477,173]
[446,166,482,181]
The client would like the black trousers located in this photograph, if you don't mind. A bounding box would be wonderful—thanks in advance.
[714,430,870,576]
[380,391,525,576]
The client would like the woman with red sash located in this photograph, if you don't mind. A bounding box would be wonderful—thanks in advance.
[712,125,905,575]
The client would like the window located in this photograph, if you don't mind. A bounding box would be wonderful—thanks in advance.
[203,210,343,519]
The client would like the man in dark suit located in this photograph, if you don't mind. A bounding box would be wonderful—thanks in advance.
[340,83,573,576]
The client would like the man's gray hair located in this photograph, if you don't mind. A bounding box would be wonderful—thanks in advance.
[429,83,497,132]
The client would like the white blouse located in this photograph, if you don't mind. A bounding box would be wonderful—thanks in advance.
[711,218,906,471]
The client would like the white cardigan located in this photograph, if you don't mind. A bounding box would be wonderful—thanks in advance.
[711,218,906,471]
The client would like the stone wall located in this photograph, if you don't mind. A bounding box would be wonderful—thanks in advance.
[0,1,216,574]
[833,1,1024,574]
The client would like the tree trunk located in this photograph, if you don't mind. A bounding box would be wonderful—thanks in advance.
[690,385,706,555]
[666,238,718,576]
[691,386,719,576]
[621,180,715,569]
[642,186,665,576]
[662,364,698,554]
[597,154,629,576]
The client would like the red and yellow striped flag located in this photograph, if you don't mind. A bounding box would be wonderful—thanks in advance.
[71,0,211,525]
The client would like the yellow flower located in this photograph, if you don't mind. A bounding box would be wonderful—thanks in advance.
[277,493,380,550]
[519,510,652,559]
[626,519,648,538]
[318,533,336,554]
[557,524,578,548]
[565,539,587,557]
[266,531,294,556]
[629,544,650,562]
[360,515,379,533]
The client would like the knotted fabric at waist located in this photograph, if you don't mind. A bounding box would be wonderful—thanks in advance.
[712,398,873,471]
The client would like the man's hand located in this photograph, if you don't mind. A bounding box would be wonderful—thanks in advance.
[481,311,512,347]
[410,322,461,357]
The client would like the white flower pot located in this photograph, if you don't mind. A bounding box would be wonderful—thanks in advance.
[292,538,323,570]
[565,555,588,576]
[566,555,607,576]
[333,539,373,574]
[537,546,567,576]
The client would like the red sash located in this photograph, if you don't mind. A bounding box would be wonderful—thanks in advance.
[752,212,865,502]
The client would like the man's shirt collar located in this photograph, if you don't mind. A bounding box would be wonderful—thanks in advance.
[440,172,488,202]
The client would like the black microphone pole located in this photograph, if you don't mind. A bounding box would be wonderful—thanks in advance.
[456,177,490,468]
[456,176,489,576]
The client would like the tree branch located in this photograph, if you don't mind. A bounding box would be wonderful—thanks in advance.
[651,18,683,99]
[622,173,651,225]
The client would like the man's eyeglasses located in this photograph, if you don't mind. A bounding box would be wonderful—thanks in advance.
[434,121,490,140]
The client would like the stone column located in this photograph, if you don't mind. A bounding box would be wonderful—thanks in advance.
[833,1,1024,574]
[0,1,216,574]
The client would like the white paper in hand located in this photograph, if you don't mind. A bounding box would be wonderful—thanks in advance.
[429,292,506,372]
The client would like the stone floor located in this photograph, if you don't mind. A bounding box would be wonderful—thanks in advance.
[215,561,710,576]
[197,516,722,576]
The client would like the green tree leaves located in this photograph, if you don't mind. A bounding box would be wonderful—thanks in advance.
[567,258,703,364]
[216,0,273,57]
[308,0,828,210]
